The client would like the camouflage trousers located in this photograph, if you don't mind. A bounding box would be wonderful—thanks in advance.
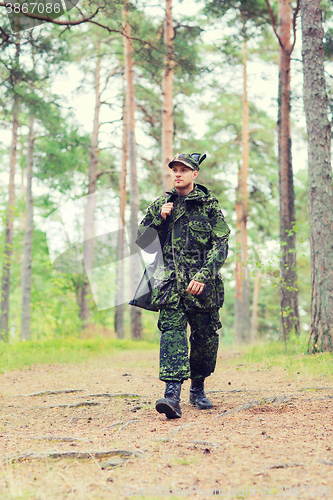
[158,300,221,382]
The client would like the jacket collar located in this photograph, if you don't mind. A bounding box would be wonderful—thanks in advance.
[166,183,212,201]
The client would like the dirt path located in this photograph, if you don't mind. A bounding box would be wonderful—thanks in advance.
[0,347,332,499]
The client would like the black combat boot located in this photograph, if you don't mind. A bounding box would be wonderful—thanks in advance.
[189,378,213,410]
[156,381,182,419]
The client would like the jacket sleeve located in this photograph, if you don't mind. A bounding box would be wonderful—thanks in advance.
[191,201,230,283]
[135,200,166,253]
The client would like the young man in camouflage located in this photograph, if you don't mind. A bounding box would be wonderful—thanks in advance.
[136,153,230,419]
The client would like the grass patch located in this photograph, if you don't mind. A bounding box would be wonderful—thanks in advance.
[173,457,198,466]
[0,337,158,372]
[234,335,333,380]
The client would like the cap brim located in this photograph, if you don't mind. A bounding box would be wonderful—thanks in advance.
[168,159,195,170]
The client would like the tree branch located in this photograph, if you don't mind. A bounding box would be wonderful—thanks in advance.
[0,4,160,53]
[100,67,120,97]
[290,0,301,54]
[96,169,115,179]
[264,0,284,50]
[99,119,123,126]
[0,26,10,44]
[0,3,102,27]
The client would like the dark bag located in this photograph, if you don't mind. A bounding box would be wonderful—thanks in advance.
[129,215,171,312]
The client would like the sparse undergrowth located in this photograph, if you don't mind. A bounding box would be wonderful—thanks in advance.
[1,335,332,382]
[0,337,158,373]
[232,334,333,380]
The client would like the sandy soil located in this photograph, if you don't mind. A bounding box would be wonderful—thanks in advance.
[0,347,332,499]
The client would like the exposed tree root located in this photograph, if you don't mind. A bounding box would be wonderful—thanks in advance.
[213,395,292,418]
[2,449,145,465]
[85,393,143,398]
[22,390,84,397]
[31,436,90,442]
[37,401,101,408]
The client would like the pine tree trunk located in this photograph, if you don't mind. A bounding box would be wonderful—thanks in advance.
[81,50,101,328]
[278,0,300,342]
[234,33,250,343]
[21,115,34,341]
[0,36,20,341]
[115,70,128,339]
[123,7,142,339]
[301,0,333,352]
[161,0,174,192]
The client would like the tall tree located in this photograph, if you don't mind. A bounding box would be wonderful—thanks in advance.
[65,24,122,327]
[301,0,333,352]
[161,0,174,192]
[21,37,38,342]
[81,45,102,329]
[204,0,300,341]
[203,0,271,342]
[235,19,250,342]
[123,4,142,339]
[20,113,34,341]
[265,0,300,342]
[115,69,128,339]
[128,6,202,197]
[199,83,279,339]
[16,24,83,340]
[0,30,20,341]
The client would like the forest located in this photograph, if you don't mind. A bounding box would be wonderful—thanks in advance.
[0,0,332,352]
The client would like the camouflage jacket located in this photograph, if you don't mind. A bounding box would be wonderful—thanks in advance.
[136,183,230,311]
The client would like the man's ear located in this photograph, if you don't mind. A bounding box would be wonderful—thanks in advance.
[193,171,199,179]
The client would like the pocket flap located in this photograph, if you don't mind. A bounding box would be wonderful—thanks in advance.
[189,219,211,232]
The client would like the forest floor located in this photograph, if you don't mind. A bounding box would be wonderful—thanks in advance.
[0,346,333,500]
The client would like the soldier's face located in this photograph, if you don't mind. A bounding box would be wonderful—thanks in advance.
[171,163,198,190]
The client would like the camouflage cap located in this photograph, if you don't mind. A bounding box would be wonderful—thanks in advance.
[168,153,207,171]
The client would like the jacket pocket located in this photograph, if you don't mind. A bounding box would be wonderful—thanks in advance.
[183,278,217,310]
[186,220,212,250]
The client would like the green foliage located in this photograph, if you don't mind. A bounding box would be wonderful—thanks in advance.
[321,0,333,22]
[323,27,333,61]
[203,0,276,25]
[34,119,90,192]
[173,17,203,80]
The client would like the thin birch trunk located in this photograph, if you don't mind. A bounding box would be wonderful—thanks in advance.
[123,6,142,339]
[301,0,333,352]
[0,36,20,341]
[81,49,101,328]
[161,0,174,193]
[115,69,128,339]
[21,114,34,341]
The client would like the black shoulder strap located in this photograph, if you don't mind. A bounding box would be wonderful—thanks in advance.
[160,214,171,248]
[160,193,173,248]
